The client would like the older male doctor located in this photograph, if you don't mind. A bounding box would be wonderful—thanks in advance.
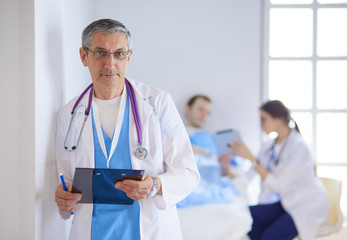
[54,19,199,240]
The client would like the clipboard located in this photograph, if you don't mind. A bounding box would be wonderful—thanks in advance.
[71,168,145,205]
[213,129,240,155]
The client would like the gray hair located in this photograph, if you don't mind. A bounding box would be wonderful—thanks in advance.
[81,18,132,49]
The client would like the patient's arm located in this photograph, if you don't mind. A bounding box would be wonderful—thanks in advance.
[191,146,240,177]
[192,145,214,157]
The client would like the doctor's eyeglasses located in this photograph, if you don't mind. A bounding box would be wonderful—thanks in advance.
[84,47,131,60]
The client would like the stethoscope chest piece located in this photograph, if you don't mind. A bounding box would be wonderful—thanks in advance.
[135,144,148,160]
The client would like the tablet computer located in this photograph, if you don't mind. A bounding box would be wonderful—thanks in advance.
[213,129,240,155]
[71,168,145,205]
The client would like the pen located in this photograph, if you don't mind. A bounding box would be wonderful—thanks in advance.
[60,173,74,215]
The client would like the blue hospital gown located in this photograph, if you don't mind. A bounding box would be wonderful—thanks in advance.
[177,130,239,208]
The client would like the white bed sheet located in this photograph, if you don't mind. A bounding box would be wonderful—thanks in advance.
[178,196,252,240]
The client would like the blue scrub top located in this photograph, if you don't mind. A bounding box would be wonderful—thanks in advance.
[91,95,140,240]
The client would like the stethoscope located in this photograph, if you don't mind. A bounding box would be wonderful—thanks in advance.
[266,133,290,171]
[63,79,148,160]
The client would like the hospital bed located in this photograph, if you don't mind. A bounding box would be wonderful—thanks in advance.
[178,195,252,240]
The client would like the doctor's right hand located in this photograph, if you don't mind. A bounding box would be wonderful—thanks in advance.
[55,182,82,213]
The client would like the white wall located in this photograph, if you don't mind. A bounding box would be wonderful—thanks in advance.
[0,0,35,239]
[0,0,70,239]
[63,0,94,103]
[64,0,262,153]
[35,0,68,239]
[0,1,262,239]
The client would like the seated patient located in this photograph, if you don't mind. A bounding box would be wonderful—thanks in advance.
[178,95,239,207]
[177,95,252,240]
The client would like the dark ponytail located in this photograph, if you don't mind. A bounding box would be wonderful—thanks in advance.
[260,100,300,134]
[290,119,300,133]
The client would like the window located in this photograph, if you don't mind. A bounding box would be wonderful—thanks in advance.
[263,0,347,216]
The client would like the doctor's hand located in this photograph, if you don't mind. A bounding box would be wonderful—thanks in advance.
[55,182,82,213]
[115,173,161,201]
[229,140,257,162]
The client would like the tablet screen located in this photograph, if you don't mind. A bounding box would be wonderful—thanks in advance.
[213,129,240,155]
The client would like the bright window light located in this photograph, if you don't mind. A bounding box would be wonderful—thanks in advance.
[316,113,347,164]
[317,61,347,109]
[318,0,347,3]
[269,60,312,109]
[317,8,347,57]
[265,1,347,219]
[269,8,313,57]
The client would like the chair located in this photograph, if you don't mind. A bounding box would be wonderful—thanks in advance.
[316,177,343,237]
[293,177,343,240]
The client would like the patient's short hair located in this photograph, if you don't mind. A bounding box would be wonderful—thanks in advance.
[187,95,211,107]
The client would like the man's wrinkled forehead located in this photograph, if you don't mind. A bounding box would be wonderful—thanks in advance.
[89,31,129,49]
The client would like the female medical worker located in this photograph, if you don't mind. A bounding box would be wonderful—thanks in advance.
[55,19,200,240]
[228,100,329,240]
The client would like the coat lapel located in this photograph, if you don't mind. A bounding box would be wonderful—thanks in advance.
[127,79,154,169]
[79,92,95,168]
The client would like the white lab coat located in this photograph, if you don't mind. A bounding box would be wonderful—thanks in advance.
[55,78,200,240]
[253,130,329,240]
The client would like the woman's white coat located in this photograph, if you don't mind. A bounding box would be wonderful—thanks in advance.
[55,79,200,240]
[255,130,329,240]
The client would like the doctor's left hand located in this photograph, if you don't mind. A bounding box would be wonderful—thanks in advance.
[115,173,160,201]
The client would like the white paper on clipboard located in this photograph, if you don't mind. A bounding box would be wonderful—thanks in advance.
[213,129,240,155]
